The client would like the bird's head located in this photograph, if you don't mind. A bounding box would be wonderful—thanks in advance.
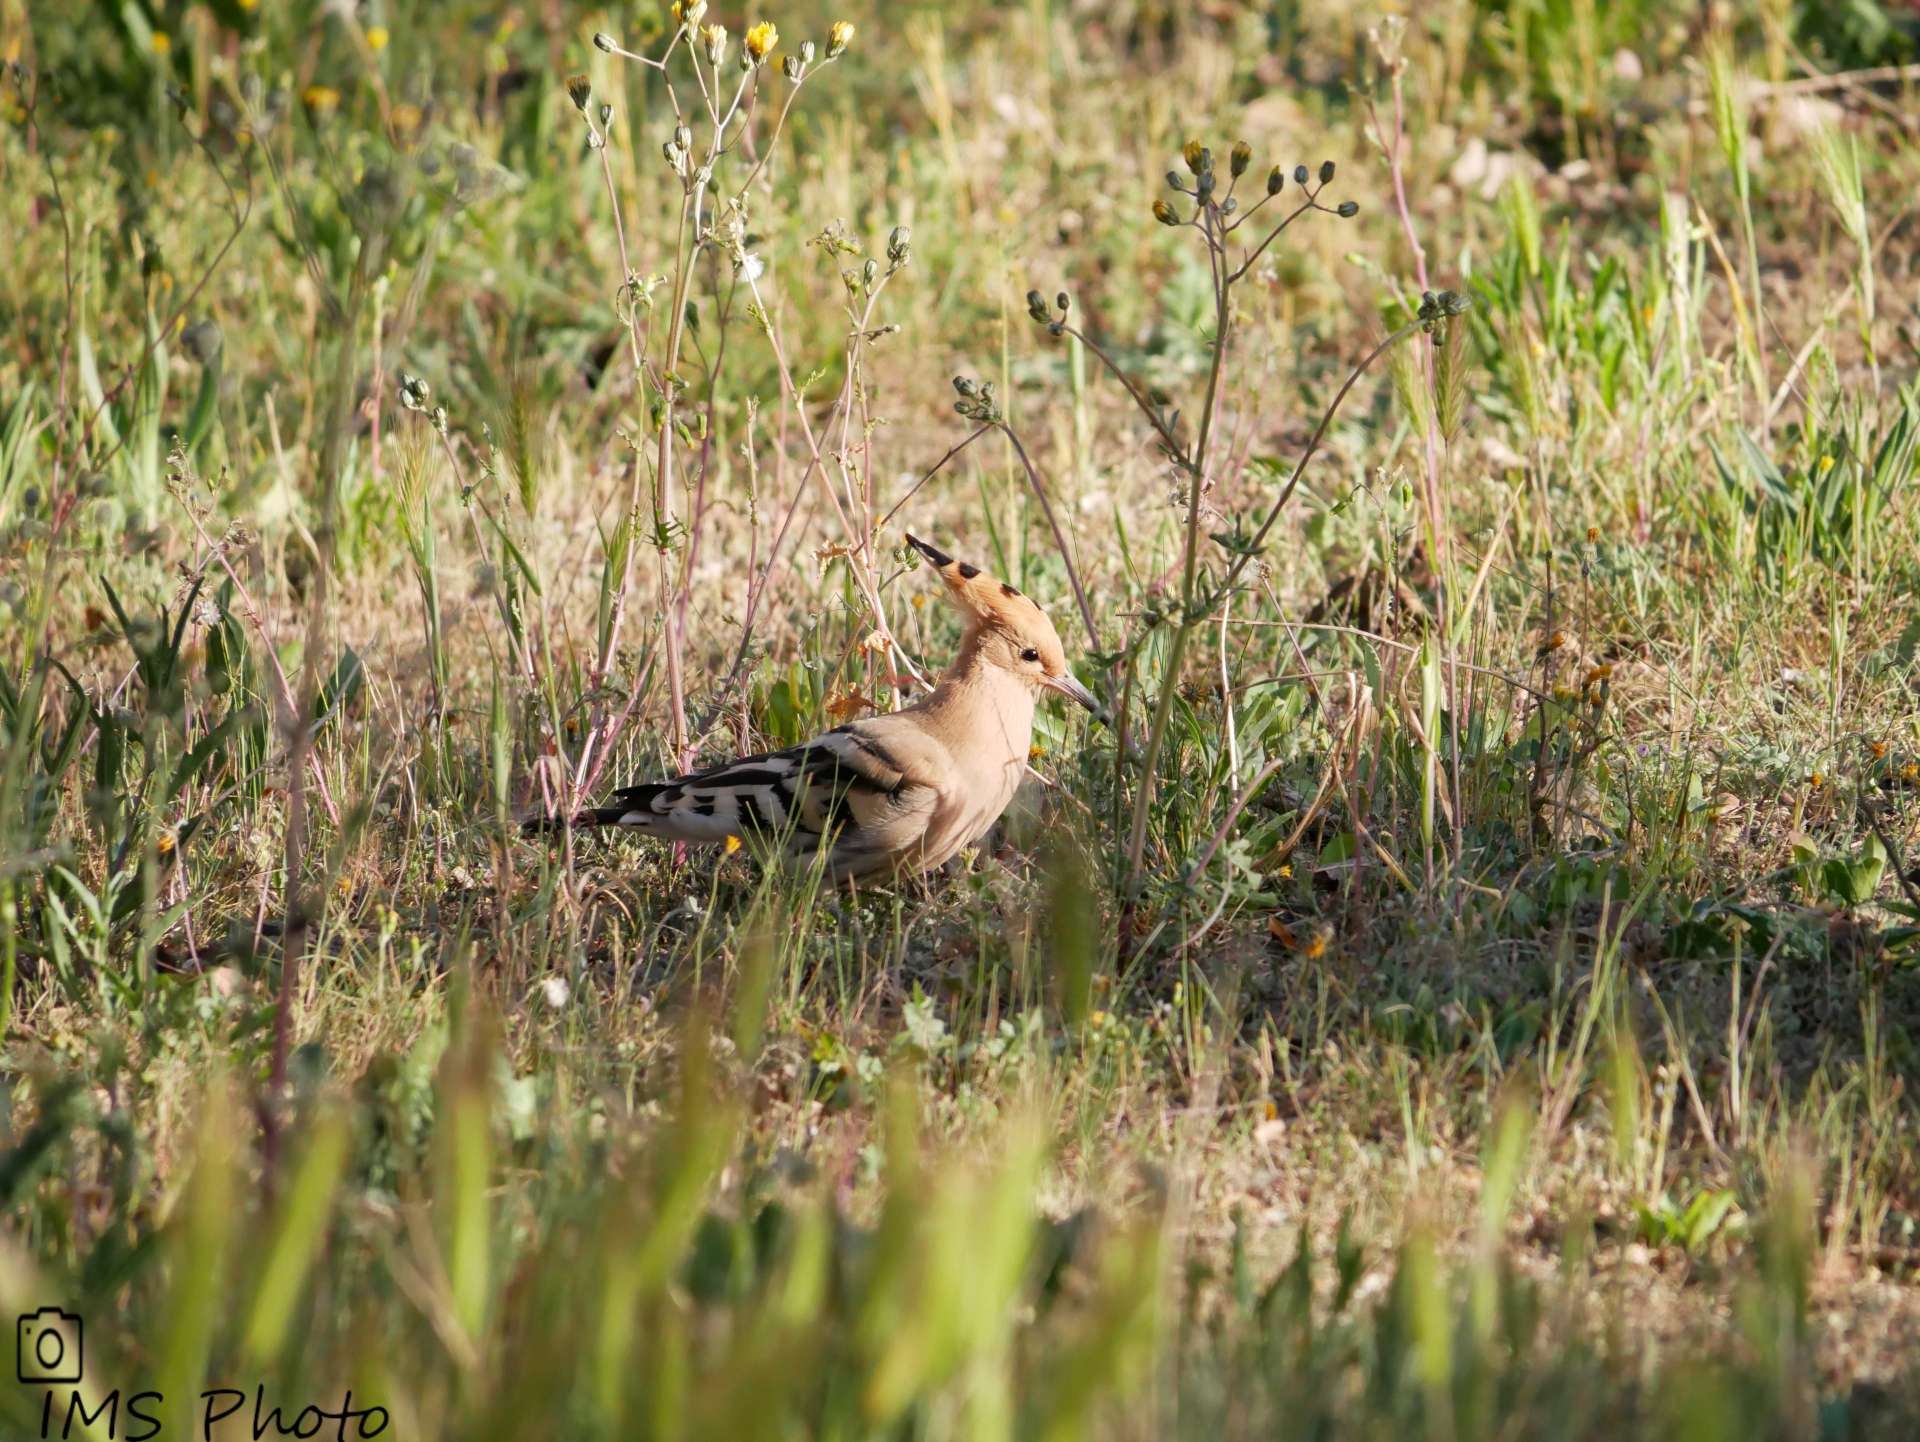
[905,534,1099,712]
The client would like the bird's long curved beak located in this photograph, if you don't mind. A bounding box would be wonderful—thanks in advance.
[1043,672,1102,713]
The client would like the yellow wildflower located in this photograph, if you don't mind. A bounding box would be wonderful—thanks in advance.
[367,26,389,50]
[151,31,171,54]
[744,21,778,64]
[303,85,341,115]
[828,20,854,57]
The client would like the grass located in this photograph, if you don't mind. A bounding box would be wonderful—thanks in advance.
[4,0,1920,1435]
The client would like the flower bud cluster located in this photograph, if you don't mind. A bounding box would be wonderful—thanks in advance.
[1416,289,1473,334]
[663,122,693,179]
[1157,140,1354,226]
[952,376,1003,425]
[1024,289,1071,336]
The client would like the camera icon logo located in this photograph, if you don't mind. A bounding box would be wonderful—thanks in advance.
[16,1309,82,1384]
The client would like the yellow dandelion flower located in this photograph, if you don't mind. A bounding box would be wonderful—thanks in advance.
[1818,455,1836,475]
[1028,744,1045,763]
[1303,929,1329,961]
[1871,741,1888,759]
[238,0,259,10]
[828,20,854,56]
[303,85,341,114]
[744,21,778,64]
[702,23,727,66]
[724,834,743,856]
[1587,525,1599,544]
[151,31,171,54]
[367,26,389,51]
[1811,771,1825,787]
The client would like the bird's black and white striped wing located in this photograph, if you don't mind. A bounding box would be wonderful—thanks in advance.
[600,721,942,871]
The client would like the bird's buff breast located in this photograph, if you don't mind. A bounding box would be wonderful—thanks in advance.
[914,748,1028,872]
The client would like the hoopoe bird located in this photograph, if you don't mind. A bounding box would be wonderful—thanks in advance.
[533,535,1099,879]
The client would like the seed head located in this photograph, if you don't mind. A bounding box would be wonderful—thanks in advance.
[1230,140,1252,177]
[828,20,854,57]
[1153,199,1179,226]
[565,74,592,111]
[1266,165,1284,195]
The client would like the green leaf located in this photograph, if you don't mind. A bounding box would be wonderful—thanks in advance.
[312,647,365,730]
[1317,832,1355,868]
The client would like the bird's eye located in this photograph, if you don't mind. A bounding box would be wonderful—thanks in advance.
[1020,647,1041,663]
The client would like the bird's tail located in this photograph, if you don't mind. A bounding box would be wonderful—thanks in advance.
[520,807,631,837]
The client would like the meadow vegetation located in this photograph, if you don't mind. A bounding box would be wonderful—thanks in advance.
[4,0,1920,1435]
